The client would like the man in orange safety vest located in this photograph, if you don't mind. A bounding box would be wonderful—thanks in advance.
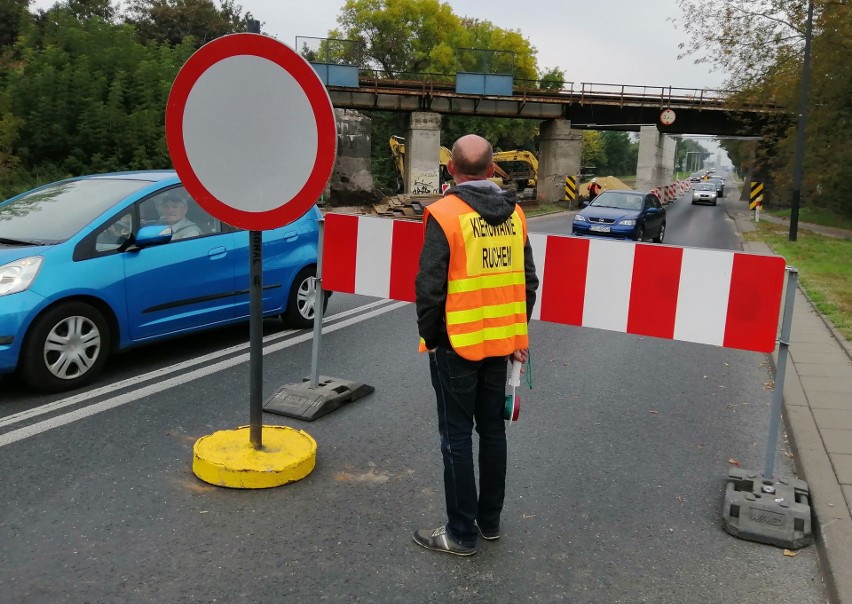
[413,134,539,556]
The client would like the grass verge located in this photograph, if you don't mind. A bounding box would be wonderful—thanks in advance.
[766,206,852,231]
[745,222,852,341]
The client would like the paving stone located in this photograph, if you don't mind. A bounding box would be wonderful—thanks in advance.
[822,429,852,455]
[833,454,852,485]
[813,409,852,429]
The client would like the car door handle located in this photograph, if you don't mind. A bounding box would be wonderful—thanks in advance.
[281,230,298,242]
[207,246,227,259]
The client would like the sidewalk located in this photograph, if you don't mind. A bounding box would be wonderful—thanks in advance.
[728,194,852,604]
[755,212,852,241]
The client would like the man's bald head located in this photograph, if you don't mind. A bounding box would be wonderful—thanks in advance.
[448,134,494,183]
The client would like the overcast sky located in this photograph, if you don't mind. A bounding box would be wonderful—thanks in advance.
[243,0,728,91]
[29,0,730,162]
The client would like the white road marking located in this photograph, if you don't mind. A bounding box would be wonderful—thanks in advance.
[0,300,407,446]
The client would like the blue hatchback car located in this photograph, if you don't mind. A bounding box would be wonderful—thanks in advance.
[0,171,327,392]
[572,190,666,243]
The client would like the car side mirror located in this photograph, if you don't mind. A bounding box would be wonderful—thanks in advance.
[134,225,173,248]
[581,201,590,207]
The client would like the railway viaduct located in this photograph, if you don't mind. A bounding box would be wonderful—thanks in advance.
[317,67,786,204]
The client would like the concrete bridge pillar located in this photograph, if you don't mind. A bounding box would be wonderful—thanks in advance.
[660,134,676,184]
[538,119,582,205]
[404,112,442,194]
[326,109,377,205]
[636,125,676,191]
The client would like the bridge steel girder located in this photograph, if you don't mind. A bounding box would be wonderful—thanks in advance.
[326,86,789,137]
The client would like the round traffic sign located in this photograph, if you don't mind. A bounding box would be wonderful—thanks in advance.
[166,34,337,231]
[659,108,676,126]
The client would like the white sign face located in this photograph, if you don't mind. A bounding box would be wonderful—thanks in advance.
[182,55,317,213]
[166,34,337,231]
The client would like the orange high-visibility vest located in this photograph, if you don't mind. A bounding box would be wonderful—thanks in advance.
[419,194,529,361]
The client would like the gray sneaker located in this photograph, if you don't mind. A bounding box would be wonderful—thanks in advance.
[474,520,500,541]
[413,526,476,556]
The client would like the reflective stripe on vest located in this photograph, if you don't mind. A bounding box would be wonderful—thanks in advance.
[420,194,529,361]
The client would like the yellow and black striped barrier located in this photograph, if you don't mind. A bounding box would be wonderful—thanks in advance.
[749,181,764,210]
[564,175,577,202]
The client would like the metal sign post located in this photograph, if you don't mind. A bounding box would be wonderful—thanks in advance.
[249,230,263,448]
[247,16,265,450]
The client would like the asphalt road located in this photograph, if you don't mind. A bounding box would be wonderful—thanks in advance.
[0,190,829,603]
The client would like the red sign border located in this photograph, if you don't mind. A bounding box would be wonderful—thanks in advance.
[166,33,336,231]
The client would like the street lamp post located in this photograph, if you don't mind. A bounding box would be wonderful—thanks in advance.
[789,0,814,242]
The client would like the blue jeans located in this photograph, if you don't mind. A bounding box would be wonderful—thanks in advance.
[428,346,508,548]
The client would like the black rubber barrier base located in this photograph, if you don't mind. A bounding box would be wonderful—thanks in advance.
[722,468,813,549]
[263,376,375,422]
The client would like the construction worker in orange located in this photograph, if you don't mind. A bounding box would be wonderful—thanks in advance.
[413,134,539,556]
[588,177,603,201]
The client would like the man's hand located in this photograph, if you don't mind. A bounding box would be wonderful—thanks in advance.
[511,348,529,363]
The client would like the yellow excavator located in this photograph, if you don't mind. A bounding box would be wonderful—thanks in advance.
[492,150,538,198]
[389,136,509,192]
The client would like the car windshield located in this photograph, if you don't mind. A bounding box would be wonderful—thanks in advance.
[0,179,149,243]
[697,184,714,190]
[589,192,643,211]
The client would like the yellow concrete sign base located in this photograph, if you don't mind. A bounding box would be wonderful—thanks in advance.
[193,425,317,489]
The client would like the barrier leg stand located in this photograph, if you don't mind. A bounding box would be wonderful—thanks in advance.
[722,267,813,549]
[263,217,374,421]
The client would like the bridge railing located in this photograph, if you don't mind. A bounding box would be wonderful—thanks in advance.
[348,69,783,113]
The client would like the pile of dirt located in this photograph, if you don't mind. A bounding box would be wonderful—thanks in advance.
[579,176,632,199]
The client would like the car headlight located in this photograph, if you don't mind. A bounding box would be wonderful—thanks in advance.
[0,256,43,296]
[620,219,637,226]
[574,214,586,222]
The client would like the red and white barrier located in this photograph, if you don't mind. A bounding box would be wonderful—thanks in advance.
[323,213,786,354]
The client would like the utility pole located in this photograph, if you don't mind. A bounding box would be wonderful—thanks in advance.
[789,0,814,241]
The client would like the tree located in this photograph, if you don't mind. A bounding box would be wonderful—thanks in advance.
[677,138,710,174]
[123,0,252,48]
[0,0,31,48]
[674,0,852,217]
[580,131,606,174]
[333,0,545,82]
[333,0,467,78]
[538,67,566,91]
[599,131,638,176]
[332,0,555,194]
[0,2,195,194]
[67,0,117,21]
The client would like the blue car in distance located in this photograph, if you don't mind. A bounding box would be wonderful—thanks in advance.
[0,171,327,392]
[572,190,667,243]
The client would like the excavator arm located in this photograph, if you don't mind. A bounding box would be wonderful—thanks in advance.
[390,136,508,189]
[492,150,538,196]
